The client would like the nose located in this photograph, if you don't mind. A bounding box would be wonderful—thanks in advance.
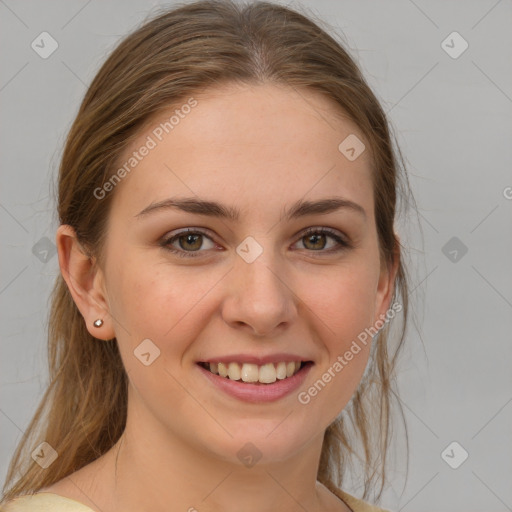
[221,246,297,337]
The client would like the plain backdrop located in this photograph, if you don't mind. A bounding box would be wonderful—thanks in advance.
[1,1,511,511]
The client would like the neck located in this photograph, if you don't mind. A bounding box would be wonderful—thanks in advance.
[99,404,334,512]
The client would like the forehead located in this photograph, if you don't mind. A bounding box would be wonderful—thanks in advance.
[108,82,373,222]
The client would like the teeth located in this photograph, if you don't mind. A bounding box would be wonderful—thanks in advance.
[276,361,287,380]
[227,362,241,380]
[205,361,304,384]
[217,362,228,377]
[259,363,276,383]
[241,363,259,382]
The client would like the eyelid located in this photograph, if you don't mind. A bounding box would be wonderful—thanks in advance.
[301,226,349,243]
[296,226,351,253]
[160,227,217,255]
[160,225,351,257]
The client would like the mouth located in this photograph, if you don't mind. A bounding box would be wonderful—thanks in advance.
[197,360,313,385]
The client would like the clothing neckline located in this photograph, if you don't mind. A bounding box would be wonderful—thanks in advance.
[20,492,97,511]
[25,487,363,512]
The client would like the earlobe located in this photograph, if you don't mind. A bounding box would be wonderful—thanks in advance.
[373,234,401,324]
[56,225,115,340]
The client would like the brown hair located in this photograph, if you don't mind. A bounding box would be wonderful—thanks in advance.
[2,0,415,505]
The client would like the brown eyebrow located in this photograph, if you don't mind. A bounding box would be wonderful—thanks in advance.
[135,196,366,222]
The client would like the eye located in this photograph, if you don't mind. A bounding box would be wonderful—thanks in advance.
[160,226,351,258]
[160,228,216,258]
[293,227,351,254]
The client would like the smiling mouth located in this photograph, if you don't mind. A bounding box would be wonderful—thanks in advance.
[197,361,313,384]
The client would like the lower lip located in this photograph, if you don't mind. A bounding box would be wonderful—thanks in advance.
[196,362,314,403]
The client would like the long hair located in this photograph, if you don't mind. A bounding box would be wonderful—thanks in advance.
[2,0,416,504]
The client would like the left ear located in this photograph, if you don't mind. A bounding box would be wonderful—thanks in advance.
[373,234,400,324]
[56,224,116,341]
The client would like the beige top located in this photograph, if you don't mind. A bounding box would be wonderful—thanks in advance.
[1,489,391,512]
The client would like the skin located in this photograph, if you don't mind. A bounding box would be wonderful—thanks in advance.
[49,82,398,512]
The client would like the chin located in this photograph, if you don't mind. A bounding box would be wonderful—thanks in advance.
[203,420,317,467]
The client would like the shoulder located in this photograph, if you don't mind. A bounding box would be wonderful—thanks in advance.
[331,486,394,512]
[0,493,96,512]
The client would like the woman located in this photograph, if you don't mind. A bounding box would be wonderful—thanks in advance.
[1,1,415,511]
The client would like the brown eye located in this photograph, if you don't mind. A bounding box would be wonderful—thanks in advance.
[296,227,350,254]
[177,233,203,251]
[303,232,327,250]
[161,229,216,258]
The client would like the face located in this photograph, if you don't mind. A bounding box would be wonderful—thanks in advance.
[80,83,396,465]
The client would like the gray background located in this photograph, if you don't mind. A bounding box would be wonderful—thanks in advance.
[1,0,511,510]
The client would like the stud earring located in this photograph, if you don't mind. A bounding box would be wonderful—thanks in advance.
[93,319,104,328]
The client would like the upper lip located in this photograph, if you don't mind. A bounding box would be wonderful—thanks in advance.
[197,353,314,365]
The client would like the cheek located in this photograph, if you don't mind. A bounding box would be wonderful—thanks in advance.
[294,263,378,413]
[302,262,379,346]
[104,256,198,408]
[106,251,220,355]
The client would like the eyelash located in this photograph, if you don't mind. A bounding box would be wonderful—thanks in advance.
[160,227,351,259]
